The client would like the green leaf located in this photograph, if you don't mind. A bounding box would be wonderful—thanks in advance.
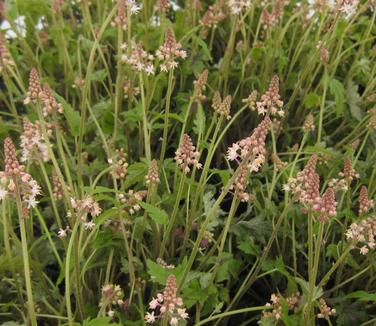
[139,202,169,225]
[55,93,80,137]
[329,78,345,116]
[346,80,363,121]
[91,69,107,82]
[345,291,376,302]
[304,93,320,109]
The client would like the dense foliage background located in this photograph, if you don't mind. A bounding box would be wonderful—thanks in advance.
[0,0,375,325]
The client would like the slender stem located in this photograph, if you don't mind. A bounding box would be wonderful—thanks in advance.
[14,182,37,326]
[160,70,174,162]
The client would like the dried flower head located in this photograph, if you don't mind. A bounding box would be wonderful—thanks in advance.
[359,186,374,215]
[20,118,50,163]
[145,275,188,324]
[156,28,187,72]
[256,75,284,117]
[24,68,43,104]
[261,0,284,29]
[175,134,202,173]
[145,159,160,185]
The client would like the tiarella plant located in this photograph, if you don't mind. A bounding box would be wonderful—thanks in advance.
[0,0,375,325]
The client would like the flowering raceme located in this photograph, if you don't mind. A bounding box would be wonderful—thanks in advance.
[0,138,41,212]
[20,118,50,163]
[175,134,202,173]
[145,275,188,325]
[156,28,187,72]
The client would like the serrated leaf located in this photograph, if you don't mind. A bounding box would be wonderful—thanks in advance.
[139,202,169,225]
[346,80,363,121]
[304,93,320,109]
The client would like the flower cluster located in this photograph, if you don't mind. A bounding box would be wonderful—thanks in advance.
[145,275,188,325]
[317,298,336,319]
[212,91,232,119]
[316,188,337,222]
[346,214,376,255]
[261,0,284,29]
[118,189,147,214]
[99,283,126,318]
[261,292,301,322]
[329,158,359,191]
[123,78,140,98]
[256,75,284,117]
[175,134,202,173]
[271,153,287,172]
[121,41,155,75]
[157,257,175,269]
[303,113,315,132]
[0,138,41,212]
[70,195,101,227]
[200,2,226,28]
[109,148,128,180]
[156,28,187,72]
[155,0,169,15]
[145,159,160,185]
[20,118,50,163]
[359,186,374,215]
[52,169,64,200]
[228,0,251,15]
[52,0,64,14]
[227,116,271,172]
[41,83,64,117]
[24,68,43,104]
[192,69,209,102]
[242,90,258,111]
[0,33,14,71]
[229,165,251,201]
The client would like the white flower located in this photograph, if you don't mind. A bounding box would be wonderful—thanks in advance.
[145,64,155,75]
[0,187,8,200]
[178,308,189,319]
[58,228,68,238]
[170,317,178,326]
[227,143,240,161]
[145,311,156,323]
[84,220,96,230]
[360,246,369,255]
[149,297,159,309]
